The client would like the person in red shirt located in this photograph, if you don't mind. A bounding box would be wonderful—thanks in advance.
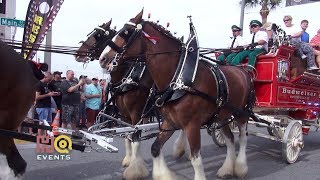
[310,29,320,67]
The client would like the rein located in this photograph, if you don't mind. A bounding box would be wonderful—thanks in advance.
[122,49,182,61]
[5,39,92,56]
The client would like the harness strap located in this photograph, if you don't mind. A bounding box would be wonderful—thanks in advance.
[108,40,123,53]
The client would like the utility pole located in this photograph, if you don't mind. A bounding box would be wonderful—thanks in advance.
[44,27,52,71]
[240,0,246,35]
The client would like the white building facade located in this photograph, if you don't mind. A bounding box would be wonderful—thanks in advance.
[0,0,17,41]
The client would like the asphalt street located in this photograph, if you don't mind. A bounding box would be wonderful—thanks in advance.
[18,125,320,180]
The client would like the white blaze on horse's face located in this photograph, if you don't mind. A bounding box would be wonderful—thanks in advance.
[99,30,126,67]
[99,35,116,61]
[99,35,125,61]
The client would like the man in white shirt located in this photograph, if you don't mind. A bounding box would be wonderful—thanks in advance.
[217,25,246,63]
[231,20,268,70]
[282,15,318,71]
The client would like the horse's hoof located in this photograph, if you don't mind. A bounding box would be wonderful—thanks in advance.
[234,161,248,179]
[123,158,149,180]
[122,156,131,167]
[217,166,234,178]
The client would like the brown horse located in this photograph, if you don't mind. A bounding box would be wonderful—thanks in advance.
[0,40,39,179]
[76,20,153,179]
[99,10,254,179]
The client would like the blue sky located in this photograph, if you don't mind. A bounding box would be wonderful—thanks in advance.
[14,0,320,79]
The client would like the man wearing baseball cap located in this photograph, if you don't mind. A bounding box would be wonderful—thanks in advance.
[231,20,268,70]
[217,25,246,63]
[84,77,102,128]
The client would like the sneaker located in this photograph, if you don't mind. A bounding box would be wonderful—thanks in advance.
[307,66,320,71]
[301,54,307,59]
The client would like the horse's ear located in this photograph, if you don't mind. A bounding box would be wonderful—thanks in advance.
[133,8,144,23]
[106,19,112,26]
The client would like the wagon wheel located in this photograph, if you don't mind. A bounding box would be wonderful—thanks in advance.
[267,127,275,136]
[209,123,226,147]
[282,120,304,164]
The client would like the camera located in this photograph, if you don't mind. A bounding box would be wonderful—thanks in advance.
[79,75,87,79]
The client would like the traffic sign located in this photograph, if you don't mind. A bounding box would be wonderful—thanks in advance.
[0,18,25,28]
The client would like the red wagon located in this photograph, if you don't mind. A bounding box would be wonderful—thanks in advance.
[211,45,320,164]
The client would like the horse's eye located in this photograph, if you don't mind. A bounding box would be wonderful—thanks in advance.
[105,31,109,36]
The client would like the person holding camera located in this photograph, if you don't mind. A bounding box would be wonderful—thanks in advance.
[35,72,60,124]
[60,70,85,130]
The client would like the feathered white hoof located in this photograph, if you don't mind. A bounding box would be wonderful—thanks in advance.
[216,162,234,178]
[122,155,131,167]
[153,154,179,180]
[234,159,248,179]
[153,170,179,180]
[123,157,149,180]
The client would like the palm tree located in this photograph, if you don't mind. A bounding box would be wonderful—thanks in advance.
[243,0,282,25]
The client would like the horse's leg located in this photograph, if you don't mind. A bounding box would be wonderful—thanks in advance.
[123,135,149,179]
[185,123,206,180]
[234,119,248,178]
[172,130,188,159]
[217,123,235,178]
[0,136,26,180]
[122,136,132,167]
[152,120,177,180]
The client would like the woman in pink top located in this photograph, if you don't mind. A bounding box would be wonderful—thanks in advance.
[310,29,320,67]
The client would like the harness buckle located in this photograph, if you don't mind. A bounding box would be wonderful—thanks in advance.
[155,97,164,107]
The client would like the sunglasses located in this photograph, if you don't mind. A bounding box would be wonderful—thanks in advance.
[283,19,291,22]
[250,25,258,28]
[232,30,240,32]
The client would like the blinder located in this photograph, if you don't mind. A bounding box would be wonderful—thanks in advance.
[103,20,145,70]
[108,20,145,55]
[78,25,117,61]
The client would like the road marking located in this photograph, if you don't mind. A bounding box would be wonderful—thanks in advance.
[14,139,32,144]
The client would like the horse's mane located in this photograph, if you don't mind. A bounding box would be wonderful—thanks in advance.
[145,20,182,44]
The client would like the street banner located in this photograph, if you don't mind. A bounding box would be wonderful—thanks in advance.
[21,0,64,60]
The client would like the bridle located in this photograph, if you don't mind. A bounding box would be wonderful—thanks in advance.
[106,20,146,66]
[79,25,117,61]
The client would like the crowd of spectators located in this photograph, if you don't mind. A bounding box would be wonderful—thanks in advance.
[25,69,109,132]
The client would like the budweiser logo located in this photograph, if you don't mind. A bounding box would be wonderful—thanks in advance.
[281,87,317,97]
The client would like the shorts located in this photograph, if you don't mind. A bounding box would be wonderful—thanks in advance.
[61,104,80,124]
[86,108,100,124]
[36,108,52,122]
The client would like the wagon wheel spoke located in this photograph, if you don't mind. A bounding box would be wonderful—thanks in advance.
[210,123,226,147]
[282,121,304,164]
